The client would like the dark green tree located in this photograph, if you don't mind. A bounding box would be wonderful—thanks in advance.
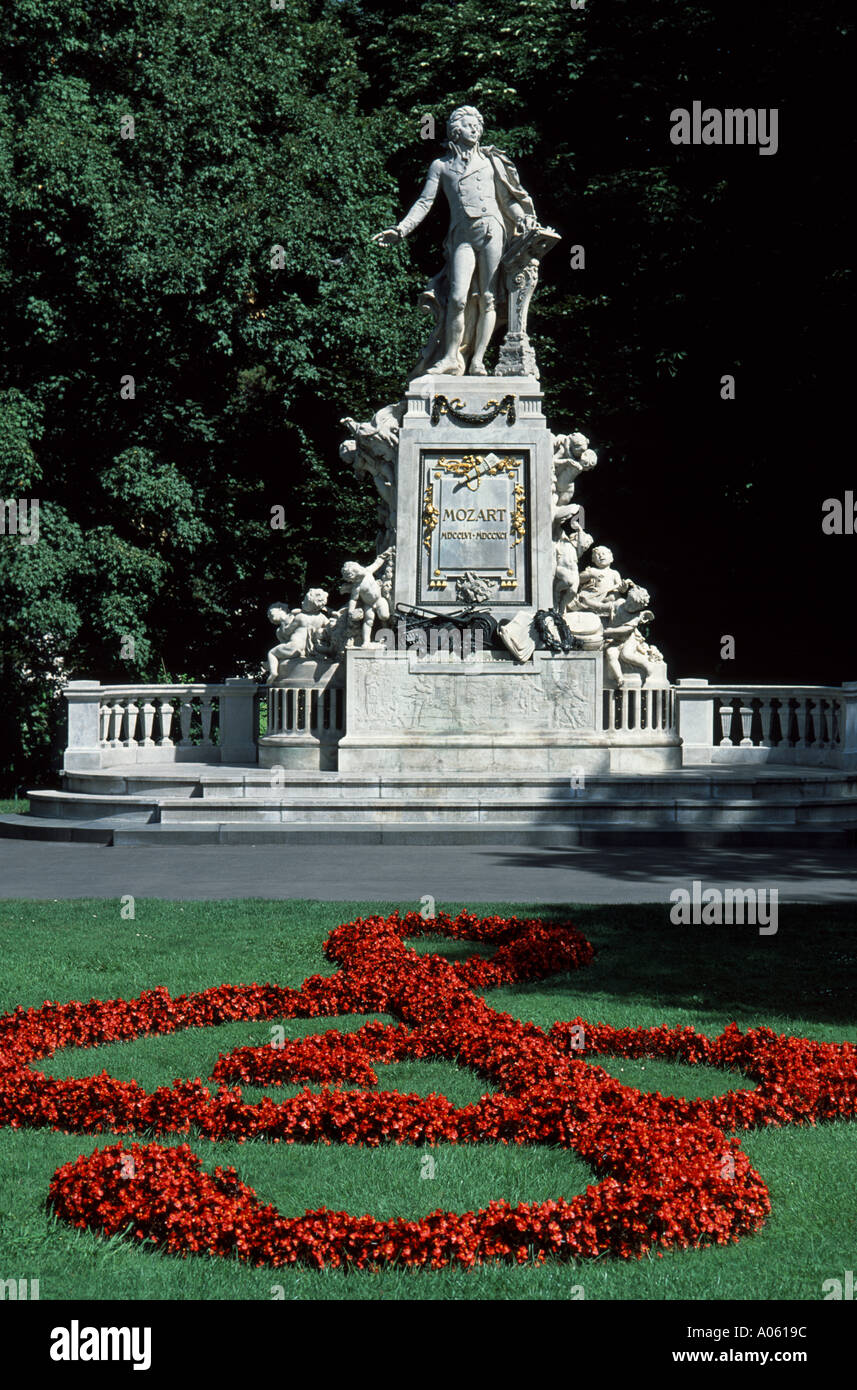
[0,0,420,788]
[1,0,852,791]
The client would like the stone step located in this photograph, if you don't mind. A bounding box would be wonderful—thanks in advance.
[27,791,158,822]
[0,814,114,844]
[61,768,857,804]
[33,775,857,820]
[148,796,857,826]
[4,809,856,847]
[12,761,857,846]
[86,820,857,847]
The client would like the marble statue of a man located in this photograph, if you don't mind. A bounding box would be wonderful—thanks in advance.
[373,105,538,376]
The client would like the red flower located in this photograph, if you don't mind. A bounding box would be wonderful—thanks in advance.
[0,910,850,1267]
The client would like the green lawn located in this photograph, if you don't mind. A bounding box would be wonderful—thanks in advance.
[0,898,854,1301]
[0,799,29,814]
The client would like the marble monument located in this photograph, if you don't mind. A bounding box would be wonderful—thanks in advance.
[259,105,677,776]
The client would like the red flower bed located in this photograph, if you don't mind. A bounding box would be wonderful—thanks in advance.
[0,910,852,1268]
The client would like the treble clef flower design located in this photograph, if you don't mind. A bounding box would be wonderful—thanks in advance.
[0,912,851,1270]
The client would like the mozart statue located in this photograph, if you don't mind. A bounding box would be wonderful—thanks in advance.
[373,105,554,378]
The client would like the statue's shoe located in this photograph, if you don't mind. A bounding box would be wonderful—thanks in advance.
[425,358,463,375]
[469,362,488,376]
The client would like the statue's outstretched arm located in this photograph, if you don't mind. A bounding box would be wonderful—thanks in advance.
[396,159,443,238]
[372,159,442,246]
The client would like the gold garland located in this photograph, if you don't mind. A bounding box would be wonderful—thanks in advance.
[432,454,520,491]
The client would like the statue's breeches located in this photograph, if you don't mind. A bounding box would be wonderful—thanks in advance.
[450,214,505,252]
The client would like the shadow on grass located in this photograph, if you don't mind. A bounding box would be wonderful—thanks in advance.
[497,902,857,1027]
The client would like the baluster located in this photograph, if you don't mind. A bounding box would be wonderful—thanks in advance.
[804,699,816,748]
[793,698,809,748]
[110,700,126,748]
[178,695,194,747]
[122,699,139,748]
[759,698,776,747]
[815,700,828,749]
[739,704,753,747]
[831,700,841,746]
[99,701,111,744]
[157,697,175,746]
[199,696,214,747]
[311,689,320,732]
[718,697,733,746]
[140,700,156,747]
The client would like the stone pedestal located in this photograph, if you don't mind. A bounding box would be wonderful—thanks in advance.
[63,680,103,771]
[218,679,262,765]
[258,658,345,772]
[394,375,554,622]
[337,646,613,775]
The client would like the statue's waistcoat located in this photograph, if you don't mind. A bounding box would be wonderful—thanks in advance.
[455,161,499,218]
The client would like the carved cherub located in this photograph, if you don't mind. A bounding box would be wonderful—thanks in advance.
[571,545,632,617]
[601,585,657,687]
[341,554,392,647]
[551,431,598,510]
[552,509,593,616]
[266,589,330,680]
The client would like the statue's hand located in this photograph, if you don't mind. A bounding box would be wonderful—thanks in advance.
[372,228,401,246]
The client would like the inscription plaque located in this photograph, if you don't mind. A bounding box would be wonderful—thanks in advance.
[437,472,512,569]
[419,450,530,605]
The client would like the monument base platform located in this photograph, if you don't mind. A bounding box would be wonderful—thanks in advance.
[5,761,856,845]
[334,648,679,774]
[335,737,680,776]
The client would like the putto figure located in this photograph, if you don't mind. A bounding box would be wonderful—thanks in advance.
[373,106,539,377]
[266,589,330,680]
[340,553,392,647]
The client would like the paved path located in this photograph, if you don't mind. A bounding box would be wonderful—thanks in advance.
[0,840,854,904]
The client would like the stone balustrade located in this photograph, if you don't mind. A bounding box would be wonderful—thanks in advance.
[66,676,856,775]
[675,680,857,768]
[260,659,346,772]
[63,680,261,770]
[266,684,345,738]
[602,683,675,737]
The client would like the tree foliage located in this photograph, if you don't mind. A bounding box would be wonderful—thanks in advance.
[0,0,852,789]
